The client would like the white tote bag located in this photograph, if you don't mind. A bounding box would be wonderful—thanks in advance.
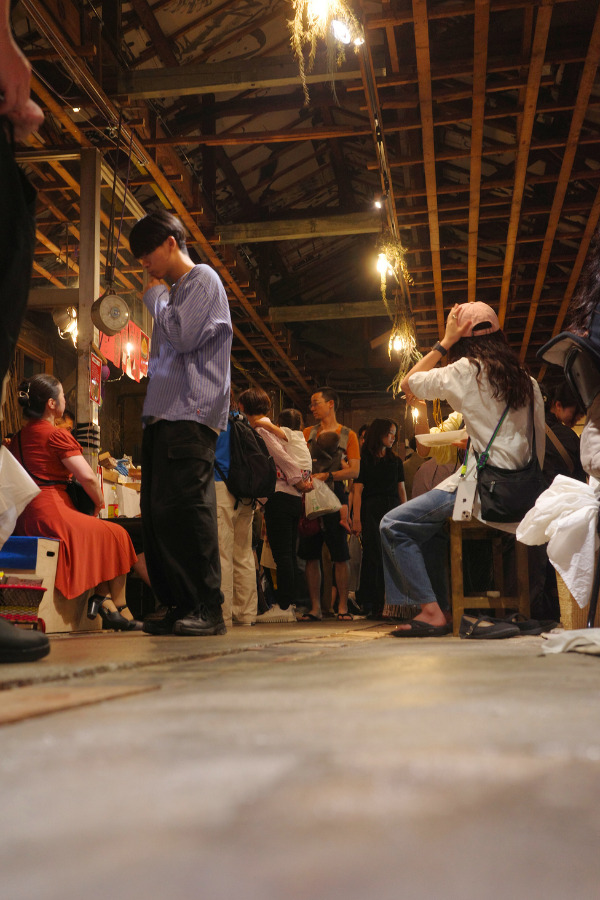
[304,479,342,519]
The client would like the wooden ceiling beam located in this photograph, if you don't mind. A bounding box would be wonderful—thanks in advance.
[412,0,445,335]
[496,0,555,325]
[217,212,381,244]
[269,301,388,324]
[519,2,600,361]
[116,58,379,100]
[468,0,490,303]
[537,182,600,381]
[366,0,575,28]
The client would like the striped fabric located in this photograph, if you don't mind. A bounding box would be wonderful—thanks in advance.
[142,264,232,431]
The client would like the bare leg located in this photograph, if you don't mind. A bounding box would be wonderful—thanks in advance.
[304,559,322,617]
[132,553,151,587]
[334,560,350,616]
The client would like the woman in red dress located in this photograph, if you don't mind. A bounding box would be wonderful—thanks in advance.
[11,374,141,630]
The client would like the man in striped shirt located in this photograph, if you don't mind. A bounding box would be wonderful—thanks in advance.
[129,210,233,636]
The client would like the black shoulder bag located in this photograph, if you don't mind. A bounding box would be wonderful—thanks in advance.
[475,403,546,523]
[17,432,96,516]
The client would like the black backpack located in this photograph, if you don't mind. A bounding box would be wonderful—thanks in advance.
[215,413,277,507]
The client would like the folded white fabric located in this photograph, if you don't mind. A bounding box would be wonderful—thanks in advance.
[541,628,600,656]
[0,447,40,549]
[516,475,600,608]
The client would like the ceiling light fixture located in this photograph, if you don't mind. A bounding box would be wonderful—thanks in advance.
[289,1,365,104]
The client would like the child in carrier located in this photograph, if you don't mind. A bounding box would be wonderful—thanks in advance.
[311,431,352,532]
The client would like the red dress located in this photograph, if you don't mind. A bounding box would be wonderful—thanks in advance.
[11,419,137,599]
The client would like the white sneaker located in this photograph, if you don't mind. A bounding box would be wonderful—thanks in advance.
[255,604,297,624]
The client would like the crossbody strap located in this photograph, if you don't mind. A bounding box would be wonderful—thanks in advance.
[475,404,510,471]
[544,424,574,475]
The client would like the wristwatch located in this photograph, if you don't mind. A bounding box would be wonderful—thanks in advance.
[432,341,447,357]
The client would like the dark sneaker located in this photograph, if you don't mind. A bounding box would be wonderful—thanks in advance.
[142,607,185,635]
[173,607,227,636]
[0,617,50,663]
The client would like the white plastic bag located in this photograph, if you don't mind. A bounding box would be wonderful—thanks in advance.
[304,479,342,519]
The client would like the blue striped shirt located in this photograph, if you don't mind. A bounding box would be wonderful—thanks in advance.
[142,264,232,431]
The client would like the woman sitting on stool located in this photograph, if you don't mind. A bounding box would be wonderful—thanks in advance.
[380,302,545,637]
[11,374,142,630]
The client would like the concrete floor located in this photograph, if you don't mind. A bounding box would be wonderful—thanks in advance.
[1,620,599,900]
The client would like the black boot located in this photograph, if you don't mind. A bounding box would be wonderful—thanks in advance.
[0,617,50,663]
[173,606,227,636]
[143,606,186,635]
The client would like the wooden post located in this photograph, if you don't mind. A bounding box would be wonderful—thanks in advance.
[78,148,101,469]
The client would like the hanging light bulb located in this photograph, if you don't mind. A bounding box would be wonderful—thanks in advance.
[377,252,389,274]
[331,19,351,43]
[412,407,419,422]
[52,307,78,347]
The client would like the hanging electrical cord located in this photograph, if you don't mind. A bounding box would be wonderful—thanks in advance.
[104,112,124,290]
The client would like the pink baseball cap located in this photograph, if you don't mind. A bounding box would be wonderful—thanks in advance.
[454,301,500,336]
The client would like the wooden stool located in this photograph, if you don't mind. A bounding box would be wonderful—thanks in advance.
[449,519,530,636]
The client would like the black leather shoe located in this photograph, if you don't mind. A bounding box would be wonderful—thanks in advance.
[173,607,227,636]
[142,607,185,635]
[459,614,520,640]
[0,617,50,663]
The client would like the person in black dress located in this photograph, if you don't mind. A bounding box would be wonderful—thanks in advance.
[353,419,406,618]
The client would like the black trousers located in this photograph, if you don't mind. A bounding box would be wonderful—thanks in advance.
[358,494,396,617]
[263,491,303,609]
[140,420,223,616]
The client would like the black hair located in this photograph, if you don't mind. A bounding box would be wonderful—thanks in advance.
[363,418,397,461]
[313,387,339,412]
[544,381,583,417]
[18,374,62,420]
[358,424,368,439]
[63,409,75,422]
[278,408,303,430]
[129,210,187,258]
[448,330,533,410]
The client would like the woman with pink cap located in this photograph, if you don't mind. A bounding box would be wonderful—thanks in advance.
[380,301,545,638]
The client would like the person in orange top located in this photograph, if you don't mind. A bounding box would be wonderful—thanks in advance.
[298,387,360,621]
[11,374,141,630]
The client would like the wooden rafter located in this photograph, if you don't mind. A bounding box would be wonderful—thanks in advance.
[468,0,490,304]
[519,2,600,360]
[496,0,555,326]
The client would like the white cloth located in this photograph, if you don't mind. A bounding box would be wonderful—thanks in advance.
[580,393,600,478]
[516,475,599,608]
[409,358,545,531]
[0,446,40,550]
[541,628,600,656]
[279,427,312,475]
[256,427,303,497]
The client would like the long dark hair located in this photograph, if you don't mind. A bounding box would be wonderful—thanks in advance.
[567,225,600,336]
[448,331,533,410]
[18,374,62,420]
[363,418,397,461]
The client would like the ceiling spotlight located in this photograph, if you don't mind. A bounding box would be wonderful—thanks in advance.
[72,107,80,113]
[53,306,78,346]
[374,199,382,209]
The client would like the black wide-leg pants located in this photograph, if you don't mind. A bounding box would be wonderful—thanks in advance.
[141,420,223,616]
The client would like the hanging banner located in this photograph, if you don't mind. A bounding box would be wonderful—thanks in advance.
[140,329,149,378]
[90,350,102,404]
[125,321,141,382]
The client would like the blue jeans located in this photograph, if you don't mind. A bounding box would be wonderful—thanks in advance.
[380,489,456,608]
